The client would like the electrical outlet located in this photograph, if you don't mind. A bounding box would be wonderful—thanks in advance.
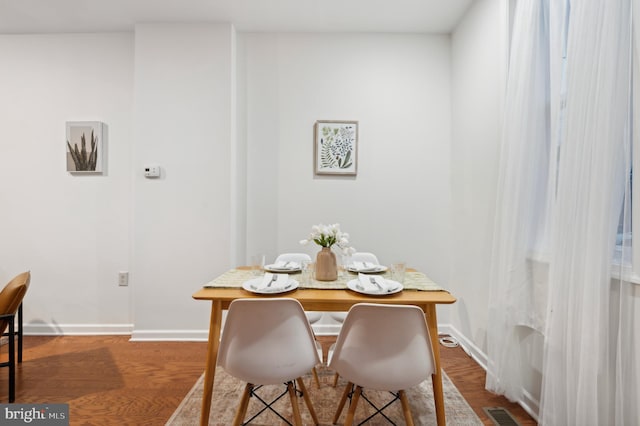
[118,271,129,286]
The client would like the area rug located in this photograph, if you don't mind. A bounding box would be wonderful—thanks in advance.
[166,365,482,425]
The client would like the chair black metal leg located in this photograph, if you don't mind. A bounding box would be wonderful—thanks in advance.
[8,316,15,403]
[17,303,23,363]
[243,383,292,425]
[356,391,399,425]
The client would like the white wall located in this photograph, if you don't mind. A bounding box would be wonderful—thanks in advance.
[449,0,504,351]
[0,26,463,338]
[0,25,238,338]
[131,23,235,338]
[0,33,134,333]
[241,33,453,296]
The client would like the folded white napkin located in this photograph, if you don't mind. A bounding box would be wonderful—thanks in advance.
[254,272,290,292]
[358,273,395,292]
[275,260,300,269]
[352,261,379,271]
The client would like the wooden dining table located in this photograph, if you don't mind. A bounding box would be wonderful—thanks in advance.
[192,267,456,426]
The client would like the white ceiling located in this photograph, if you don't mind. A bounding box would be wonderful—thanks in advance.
[0,0,473,34]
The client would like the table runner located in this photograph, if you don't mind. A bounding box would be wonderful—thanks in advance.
[203,268,444,291]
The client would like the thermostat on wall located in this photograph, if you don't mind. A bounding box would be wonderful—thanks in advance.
[144,165,161,178]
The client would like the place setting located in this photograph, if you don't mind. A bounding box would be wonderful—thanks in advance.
[345,260,388,273]
[242,272,299,294]
[263,260,303,273]
[347,272,403,295]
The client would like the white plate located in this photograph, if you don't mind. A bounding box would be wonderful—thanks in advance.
[346,264,388,273]
[242,277,299,294]
[264,263,302,273]
[347,279,403,296]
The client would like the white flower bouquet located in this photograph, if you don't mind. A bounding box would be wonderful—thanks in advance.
[300,223,355,255]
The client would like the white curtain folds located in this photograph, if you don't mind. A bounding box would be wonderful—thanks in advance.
[487,0,638,424]
[485,0,550,402]
[541,0,635,424]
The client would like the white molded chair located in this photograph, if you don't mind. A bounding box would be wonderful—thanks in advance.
[274,252,313,265]
[329,252,380,325]
[346,252,380,266]
[218,298,321,426]
[328,303,435,426]
[275,253,323,325]
[275,253,324,385]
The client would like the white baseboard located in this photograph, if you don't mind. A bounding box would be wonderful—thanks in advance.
[520,388,541,422]
[439,323,539,422]
[22,323,338,340]
[130,329,209,341]
[128,323,342,341]
[24,323,134,335]
[438,323,488,370]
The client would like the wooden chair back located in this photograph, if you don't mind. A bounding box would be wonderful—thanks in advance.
[0,271,30,334]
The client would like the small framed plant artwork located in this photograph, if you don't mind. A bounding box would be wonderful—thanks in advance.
[314,120,358,176]
[66,121,104,173]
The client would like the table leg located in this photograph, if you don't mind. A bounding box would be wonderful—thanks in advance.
[200,300,222,426]
[425,304,446,426]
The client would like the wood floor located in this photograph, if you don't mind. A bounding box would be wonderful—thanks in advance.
[0,335,537,425]
[437,342,537,425]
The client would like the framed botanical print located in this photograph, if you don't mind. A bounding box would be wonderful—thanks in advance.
[314,120,358,176]
[66,121,104,173]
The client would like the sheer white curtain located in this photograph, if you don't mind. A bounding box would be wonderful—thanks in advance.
[485,0,550,402]
[487,0,638,423]
[540,0,636,424]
